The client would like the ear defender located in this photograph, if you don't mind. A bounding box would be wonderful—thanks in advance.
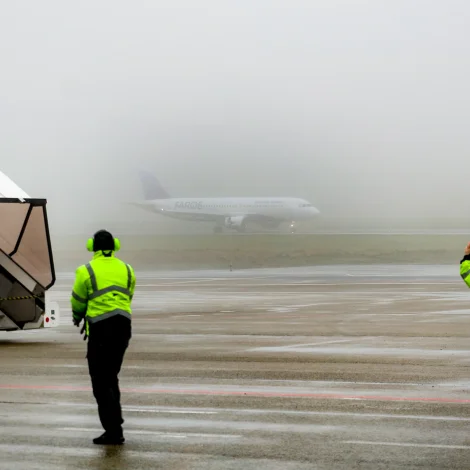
[86,237,120,252]
[86,238,94,252]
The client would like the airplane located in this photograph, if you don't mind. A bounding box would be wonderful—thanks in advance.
[132,171,320,233]
[0,170,59,331]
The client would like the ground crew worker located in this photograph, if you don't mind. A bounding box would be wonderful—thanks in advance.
[70,229,136,445]
[461,242,470,285]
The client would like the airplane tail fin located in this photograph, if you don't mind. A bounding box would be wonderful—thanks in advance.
[138,171,170,200]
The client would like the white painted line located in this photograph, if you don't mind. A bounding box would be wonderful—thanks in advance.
[138,279,220,286]
[344,440,470,450]
[60,427,240,439]
[249,339,355,352]
[183,282,460,287]
[136,276,275,286]
[125,408,217,414]
[239,377,433,387]
[259,411,470,422]
[60,427,186,439]
[48,403,220,414]
[48,365,86,368]
[281,339,354,349]
[279,303,326,309]
[38,403,470,422]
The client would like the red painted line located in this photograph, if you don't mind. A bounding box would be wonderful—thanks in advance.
[0,384,469,404]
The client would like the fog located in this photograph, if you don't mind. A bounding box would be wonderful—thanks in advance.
[1,0,469,235]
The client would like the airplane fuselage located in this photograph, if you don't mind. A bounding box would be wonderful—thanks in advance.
[135,196,319,228]
[133,172,321,233]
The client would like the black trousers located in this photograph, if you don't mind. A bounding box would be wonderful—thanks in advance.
[86,316,131,436]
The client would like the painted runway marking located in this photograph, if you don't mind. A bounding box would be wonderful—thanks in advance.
[1,384,470,403]
[248,345,470,357]
[47,403,470,421]
[344,440,470,450]
[125,408,218,414]
[268,339,354,349]
[138,279,220,286]
[38,375,446,386]
[135,276,277,286]
[60,427,241,439]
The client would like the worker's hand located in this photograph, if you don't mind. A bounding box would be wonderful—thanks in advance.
[464,242,470,256]
[80,322,88,341]
[73,316,81,327]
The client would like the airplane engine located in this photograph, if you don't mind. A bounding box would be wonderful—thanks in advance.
[224,216,246,232]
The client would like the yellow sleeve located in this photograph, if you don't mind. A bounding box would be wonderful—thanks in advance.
[460,259,470,288]
[70,266,89,320]
[128,264,136,301]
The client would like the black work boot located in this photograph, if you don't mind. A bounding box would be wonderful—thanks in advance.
[93,431,125,445]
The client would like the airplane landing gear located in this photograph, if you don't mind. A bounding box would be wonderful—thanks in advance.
[289,222,297,234]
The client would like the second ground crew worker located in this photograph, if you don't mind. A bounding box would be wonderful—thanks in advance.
[460,242,470,285]
[70,229,136,445]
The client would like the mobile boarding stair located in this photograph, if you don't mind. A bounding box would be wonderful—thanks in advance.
[0,197,59,331]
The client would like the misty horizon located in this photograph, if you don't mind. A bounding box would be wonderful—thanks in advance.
[1,1,469,235]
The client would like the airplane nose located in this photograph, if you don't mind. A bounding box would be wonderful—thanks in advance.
[310,207,320,216]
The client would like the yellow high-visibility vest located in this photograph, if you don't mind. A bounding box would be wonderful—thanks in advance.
[71,250,135,335]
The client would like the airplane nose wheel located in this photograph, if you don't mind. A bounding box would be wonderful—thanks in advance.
[289,222,297,234]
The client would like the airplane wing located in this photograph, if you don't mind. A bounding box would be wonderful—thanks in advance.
[158,209,223,223]
[159,210,285,229]
[128,202,224,223]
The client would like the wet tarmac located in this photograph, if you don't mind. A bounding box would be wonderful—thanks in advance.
[1,264,470,469]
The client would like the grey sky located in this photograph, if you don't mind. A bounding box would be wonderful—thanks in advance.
[1,1,469,234]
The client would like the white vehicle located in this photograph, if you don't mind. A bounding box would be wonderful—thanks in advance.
[0,171,59,331]
[132,171,320,233]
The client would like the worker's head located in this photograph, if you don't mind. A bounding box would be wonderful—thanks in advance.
[87,230,120,252]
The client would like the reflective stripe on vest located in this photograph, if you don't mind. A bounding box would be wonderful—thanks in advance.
[85,262,132,324]
[462,268,470,280]
[87,309,131,324]
[85,263,132,299]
